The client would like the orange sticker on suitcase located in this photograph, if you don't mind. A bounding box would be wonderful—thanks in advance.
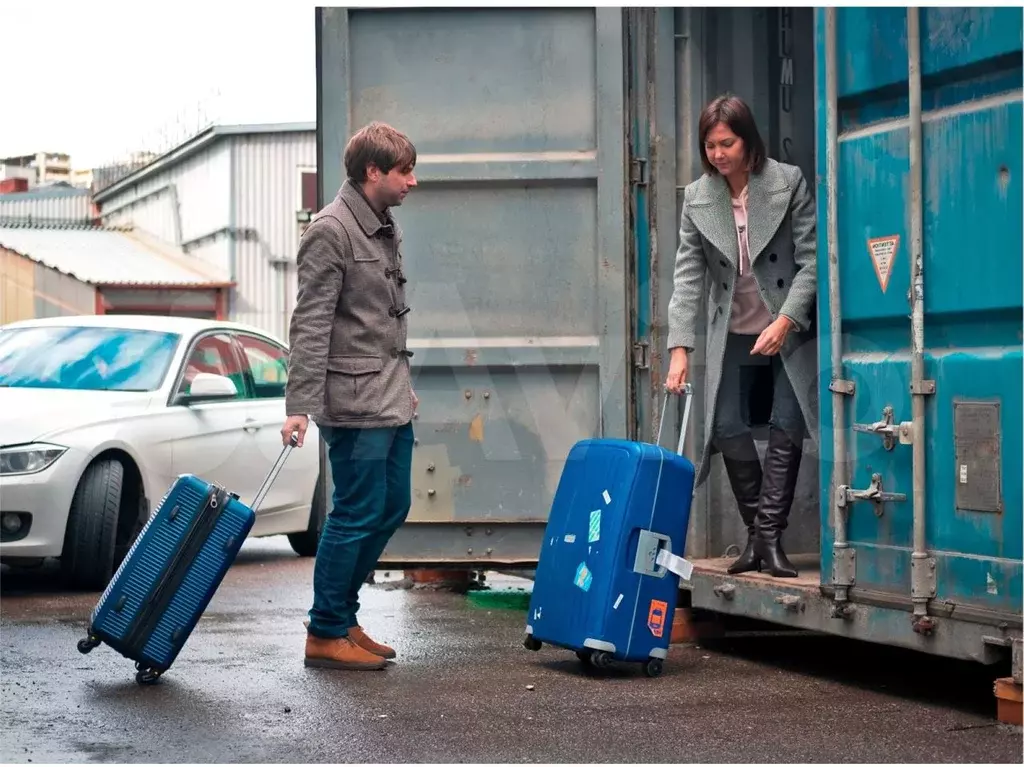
[648,599,668,638]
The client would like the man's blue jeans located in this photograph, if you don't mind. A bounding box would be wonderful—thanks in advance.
[307,422,414,639]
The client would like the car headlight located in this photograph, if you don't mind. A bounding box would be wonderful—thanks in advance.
[0,443,68,476]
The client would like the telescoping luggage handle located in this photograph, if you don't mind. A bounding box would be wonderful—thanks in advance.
[251,433,299,512]
[635,382,696,583]
[654,381,693,457]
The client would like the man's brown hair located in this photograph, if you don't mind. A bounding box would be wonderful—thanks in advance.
[344,122,417,183]
[698,94,767,176]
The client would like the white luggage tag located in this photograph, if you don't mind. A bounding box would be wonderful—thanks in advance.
[656,547,694,582]
[633,530,693,582]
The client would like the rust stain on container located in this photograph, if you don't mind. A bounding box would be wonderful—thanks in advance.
[464,349,478,366]
[469,413,485,442]
[457,474,473,487]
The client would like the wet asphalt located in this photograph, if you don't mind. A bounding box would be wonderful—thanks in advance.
[1,538,1021,764]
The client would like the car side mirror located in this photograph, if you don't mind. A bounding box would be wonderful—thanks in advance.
[176,372,238,405]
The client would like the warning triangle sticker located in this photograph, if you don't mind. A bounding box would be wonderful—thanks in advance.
[867,235,900,293]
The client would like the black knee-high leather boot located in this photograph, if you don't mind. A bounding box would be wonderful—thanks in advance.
[716,434,763,575]
[754,426,802,578]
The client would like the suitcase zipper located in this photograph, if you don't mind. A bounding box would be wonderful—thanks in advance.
[123,485,230,660]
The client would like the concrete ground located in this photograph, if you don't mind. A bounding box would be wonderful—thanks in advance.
[2,537,1021,764]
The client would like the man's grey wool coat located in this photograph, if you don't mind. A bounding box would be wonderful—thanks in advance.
[285,180,415,429]
[666,158,820,487]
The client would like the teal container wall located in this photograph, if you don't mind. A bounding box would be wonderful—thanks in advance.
[815,8,1022,616]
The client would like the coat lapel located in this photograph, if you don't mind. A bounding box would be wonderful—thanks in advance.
[685,175,739,265]
[745,159,792,265]
[339,180,388,237]
[684,159,793,268]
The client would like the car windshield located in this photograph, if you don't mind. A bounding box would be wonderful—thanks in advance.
[0,325,181,392]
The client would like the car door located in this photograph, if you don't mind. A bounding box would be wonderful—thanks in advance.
[165,331,260,502]
[232,331,318,525]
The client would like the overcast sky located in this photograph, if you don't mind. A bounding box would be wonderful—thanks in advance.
[0,0,318,169]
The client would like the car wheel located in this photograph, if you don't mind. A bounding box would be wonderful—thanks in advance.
[113,491,147,572]
[287,474,326,557]
[61,459,124,591]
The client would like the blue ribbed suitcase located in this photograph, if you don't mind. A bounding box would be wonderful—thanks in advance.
[523,386,696,677]
[77,436,296,685]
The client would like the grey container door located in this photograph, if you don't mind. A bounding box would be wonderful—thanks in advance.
[314,7,629,566]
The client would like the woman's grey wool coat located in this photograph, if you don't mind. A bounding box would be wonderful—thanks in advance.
[666,158,820,488]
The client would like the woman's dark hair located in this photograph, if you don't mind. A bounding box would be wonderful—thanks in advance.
[698,94,767,176]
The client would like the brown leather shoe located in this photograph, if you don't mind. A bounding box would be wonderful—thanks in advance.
[349,626,396,659]
[304,634,386,670]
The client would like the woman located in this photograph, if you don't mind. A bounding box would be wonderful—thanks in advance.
[665,94,818,578]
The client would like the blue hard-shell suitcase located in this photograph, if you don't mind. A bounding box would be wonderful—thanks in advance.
[524,385,696,677]
[77,436,296,685]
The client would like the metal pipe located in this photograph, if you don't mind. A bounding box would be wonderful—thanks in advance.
[825,7,850,605]
[907,6,929,618]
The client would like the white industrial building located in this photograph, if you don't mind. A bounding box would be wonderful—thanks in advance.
[92,122,317,340]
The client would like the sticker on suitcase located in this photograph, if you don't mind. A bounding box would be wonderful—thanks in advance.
[574,562,593,592]
[588,510,601,543]
[648,599,668,638]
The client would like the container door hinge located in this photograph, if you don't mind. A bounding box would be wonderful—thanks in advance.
[630,157,649,186]
[837,474,907,517]
[910,380,936,395]
[633,341,650,370]
[832,546,856,588]
[911,556,937,600]
[829,378,855,395]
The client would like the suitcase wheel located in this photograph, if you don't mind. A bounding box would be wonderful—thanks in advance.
[523,636,542,652]
[643,658,664,678]
[77,636,100,654]
[135,668,162,686]
[589,650,612,670]
[575,650,591,663]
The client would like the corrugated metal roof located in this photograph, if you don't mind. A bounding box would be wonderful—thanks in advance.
[0,185,94,225]
[0,185,90,202]
[93,122,315,203]
[0,223,232,287]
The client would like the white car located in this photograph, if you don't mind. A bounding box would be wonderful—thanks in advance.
[0,314,325,590]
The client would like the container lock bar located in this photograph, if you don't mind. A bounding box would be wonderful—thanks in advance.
[852,406,913,450]
[837,474,907,518]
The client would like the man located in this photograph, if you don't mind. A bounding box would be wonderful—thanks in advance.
[281,121,418,671]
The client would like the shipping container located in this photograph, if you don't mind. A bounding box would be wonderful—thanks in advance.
[314,6,1022,671]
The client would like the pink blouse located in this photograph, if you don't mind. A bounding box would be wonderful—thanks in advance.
[729,185,774,335]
